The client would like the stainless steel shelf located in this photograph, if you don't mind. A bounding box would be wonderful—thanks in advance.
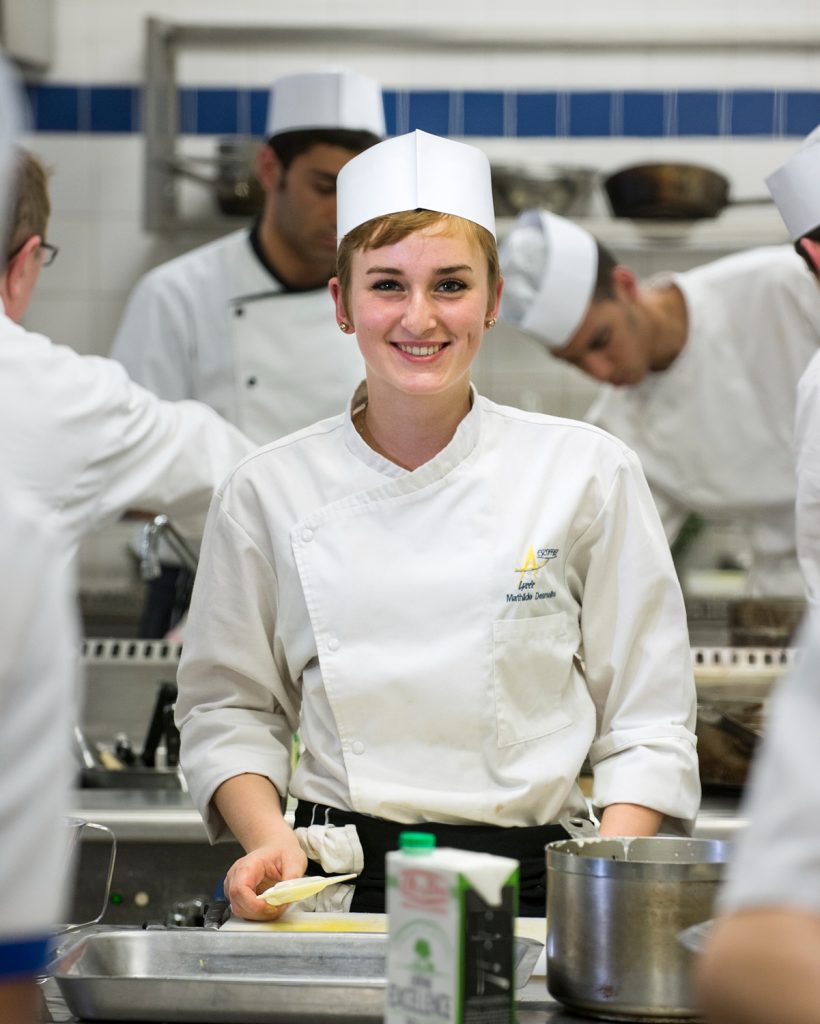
[143,16,814,235]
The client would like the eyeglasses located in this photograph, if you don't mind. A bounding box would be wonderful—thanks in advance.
[38,242,59,267]
[6,238,59,267]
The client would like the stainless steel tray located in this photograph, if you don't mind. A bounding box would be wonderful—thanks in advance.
[52,927,542,1022]
[52,928,386,1022]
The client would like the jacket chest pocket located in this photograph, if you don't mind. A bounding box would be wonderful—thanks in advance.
[493,615,575,748]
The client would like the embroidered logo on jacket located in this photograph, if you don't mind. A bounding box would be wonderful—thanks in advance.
[507,545,558,603]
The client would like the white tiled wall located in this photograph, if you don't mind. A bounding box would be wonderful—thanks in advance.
[13,0,819,591]
[21,1,816,365]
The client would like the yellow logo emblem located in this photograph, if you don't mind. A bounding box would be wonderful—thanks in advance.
[514,545,558,583]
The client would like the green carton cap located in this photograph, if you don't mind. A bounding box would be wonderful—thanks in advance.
[399,831,436,851]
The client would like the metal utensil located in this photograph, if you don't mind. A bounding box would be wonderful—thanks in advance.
[604,162,772,220]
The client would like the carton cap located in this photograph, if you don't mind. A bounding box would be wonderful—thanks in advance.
[399,831,436,852]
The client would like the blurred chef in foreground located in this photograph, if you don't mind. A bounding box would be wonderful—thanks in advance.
[768,126,820,604]
[0,148,255,569]
[111,68,384,634]
[0,54,77,1024]
[500,210,820,597]
[695,128,820,1024]
[176,129,699,921]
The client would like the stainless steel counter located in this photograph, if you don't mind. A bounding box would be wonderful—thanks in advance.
[70,788,746,844]
[37,956,662,1023]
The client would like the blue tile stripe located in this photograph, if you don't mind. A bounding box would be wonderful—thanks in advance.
[23,84,820,138]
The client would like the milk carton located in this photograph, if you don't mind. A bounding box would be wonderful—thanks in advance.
[386,833,520,1024]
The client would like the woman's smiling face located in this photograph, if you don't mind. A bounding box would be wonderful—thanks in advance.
[330,222,501,402]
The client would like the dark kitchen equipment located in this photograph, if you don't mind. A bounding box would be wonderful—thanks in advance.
[164,137,264,219]
[491,163,597,218]
[696,700,765,791]
[141,681,179,768]
[604,162,771,220]
[727,596,805,647]
[546,836,730,1020]
[214,137,264,217]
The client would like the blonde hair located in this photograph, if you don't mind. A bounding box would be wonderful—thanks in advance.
[5,149,50,261]
[335,209,500,312]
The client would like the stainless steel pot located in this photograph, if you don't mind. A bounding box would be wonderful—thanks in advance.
[546,836,731,1020]
[491,163,597,218]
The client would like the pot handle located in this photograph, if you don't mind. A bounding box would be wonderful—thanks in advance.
[59,821,117,934]
[558,812,600,840]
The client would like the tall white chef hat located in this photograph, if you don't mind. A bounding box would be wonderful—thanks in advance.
[0,54,23,252]
[336,129,496,243]
[510,210,598,350]
[265,68,385,140]
[766,124,820,240]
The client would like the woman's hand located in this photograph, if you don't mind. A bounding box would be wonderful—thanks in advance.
[224,831,308,921]
[213,773,308,920]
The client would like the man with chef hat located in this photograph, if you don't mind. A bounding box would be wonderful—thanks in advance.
[696,129,820,1024]
[500,207,820,598]
[0,54,78,1023]
[110,67,385,634]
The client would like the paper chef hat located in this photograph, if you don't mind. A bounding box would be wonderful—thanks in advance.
[265,69,385,140]
[766,124,820,240]
[0,56,22,248]
[515,210,598,350]
[336,130,496,242]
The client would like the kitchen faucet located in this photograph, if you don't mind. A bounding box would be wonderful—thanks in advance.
[138,513,199,580]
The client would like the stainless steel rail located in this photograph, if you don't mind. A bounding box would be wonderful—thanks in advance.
[143,16,820,232]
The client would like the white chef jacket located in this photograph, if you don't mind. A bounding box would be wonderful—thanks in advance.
[501,241,820,597]
[110,228,364,444]
[0,300,255,566]
[718,611,820,914]
[177,387,700,844]
[795,351,820,605]
[0,473,77,974]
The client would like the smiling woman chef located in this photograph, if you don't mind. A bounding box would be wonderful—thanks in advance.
[175,130,700,919]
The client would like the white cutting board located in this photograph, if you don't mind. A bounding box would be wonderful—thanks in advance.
[221,911,547,975]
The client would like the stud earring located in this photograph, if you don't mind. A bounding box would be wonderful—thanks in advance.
[338,321,351,333]
[485,317,497,329]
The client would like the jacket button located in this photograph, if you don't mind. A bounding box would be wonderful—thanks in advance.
[301,528,314,542]
[351,741,365,755]
[246,376,257,388]
[234,306,245,317]
[327,637,340,652]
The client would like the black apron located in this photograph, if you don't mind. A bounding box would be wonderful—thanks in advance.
[294,801,571,917]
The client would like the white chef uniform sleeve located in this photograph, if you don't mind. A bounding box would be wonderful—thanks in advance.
[110,268,196,401]
[50,345,254,533]
[717,614,820,913]
[175,478,300,842]
[795,355,820,605]
[0,483,78,974]
[577,447,700,831]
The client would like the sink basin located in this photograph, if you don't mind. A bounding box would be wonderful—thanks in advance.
[79,767,183,791]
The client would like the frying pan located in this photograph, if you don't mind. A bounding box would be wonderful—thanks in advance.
[605,161,771,220]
